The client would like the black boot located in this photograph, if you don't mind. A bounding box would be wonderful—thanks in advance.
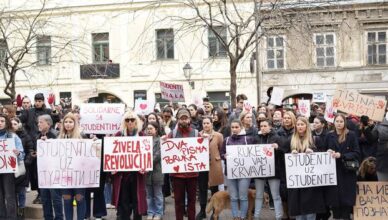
[196,208,206,220]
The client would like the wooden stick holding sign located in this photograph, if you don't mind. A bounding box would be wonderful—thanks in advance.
[103,136,153,172]
[37,139,102,188]
[353,182,388,220]
[285,152,337,188]
[0,139,17,174]
[226,144,275,179]
[161,137,209,173]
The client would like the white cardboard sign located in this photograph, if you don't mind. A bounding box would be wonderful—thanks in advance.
[226,144,275,179]
[0,139,17,174]
[161,137,209,173]
[79,104,125,134]
[269,87,285,105]
[285,152,337,188]
[37,139,102,188]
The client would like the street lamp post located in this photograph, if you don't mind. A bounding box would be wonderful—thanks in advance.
[183,63,194,89]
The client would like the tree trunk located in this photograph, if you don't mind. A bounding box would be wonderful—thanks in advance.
[229,59,238,109]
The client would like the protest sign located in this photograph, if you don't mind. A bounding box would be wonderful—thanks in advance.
[269,87,284,105]
[333,88,387,121]
[160,82,185,102]
[80,103,125,134]
[0,139,17,174]
[324,96,335,123]
[285,152,337,188]
[298,100,311,117]
[312,92,327,103]
[103,136,153,172]
[161,137,209,173]
[226,144,275,179]
[134,99,154,115]
[353,182,388,220]
[37,139,102,188]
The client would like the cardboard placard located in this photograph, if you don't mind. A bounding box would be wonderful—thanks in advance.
[298,100,311,118]
[353,182,388,220]
[160,82,185,102]
[0,139,17,173]
[226,144,275,179]
[37,139,102,188]
[103,136,153,172]
[161,137,209,173]
[269,87,284,106]
[312,92,327,103]
[333,88,387,122]
[285,152,337,188]
[134,99,154,116]
[324,96,335,123]
[79,104,125,134]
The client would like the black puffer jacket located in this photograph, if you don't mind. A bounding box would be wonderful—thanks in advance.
[372,118,388,173]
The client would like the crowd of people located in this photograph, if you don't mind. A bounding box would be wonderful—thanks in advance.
[0,92,387,220]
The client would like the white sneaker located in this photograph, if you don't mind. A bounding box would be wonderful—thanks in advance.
[105,204,115,209]
[146,215,153,220]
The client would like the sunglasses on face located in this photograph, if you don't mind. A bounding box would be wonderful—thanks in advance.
[125,118,136,123]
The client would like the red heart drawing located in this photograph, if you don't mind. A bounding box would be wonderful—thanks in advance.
[173,165,179,173]
[140,103,147,110]
[197,138,204,144]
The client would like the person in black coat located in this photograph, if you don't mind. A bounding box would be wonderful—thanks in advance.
[253,119,284,220]
[371,115,388,181]
[358,115,378,159]
[276,111,296,220]
[283,116,326,220]
[325,114,361,220]
[312,116,328,152]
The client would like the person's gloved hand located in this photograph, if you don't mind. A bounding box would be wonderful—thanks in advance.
[16,94,23,107]
[47,94,55,105]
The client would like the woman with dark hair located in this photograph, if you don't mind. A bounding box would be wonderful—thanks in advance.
[325,114,360,220]
[143,112,164,135]
[188,104,202,131]
[272,110,283,131]
[145,122,164,220]
[0,114,24,219]
[256,112,267,129]
[312,116,328,152]
[11,117,34,217]
[212,107,230,138]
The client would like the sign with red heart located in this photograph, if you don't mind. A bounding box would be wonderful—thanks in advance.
[134,99,154,115]
[161,137,209,173]
[0,138,18,174]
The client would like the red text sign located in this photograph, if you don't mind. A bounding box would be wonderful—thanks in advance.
[160,82,185,102]
[161,137,209,173]
[103,136,153,172]
[0,138,17,174]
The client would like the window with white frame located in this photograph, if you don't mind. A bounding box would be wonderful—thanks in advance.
[267,36,285,69]
[92,33,109,63]
[37,36,51,65]
[0,39,6,67]
[315,33,335,67]
[156,29,174,59]
[208,26,227,57]
[367,31,386,65]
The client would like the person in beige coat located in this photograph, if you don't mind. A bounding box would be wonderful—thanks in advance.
[196,116,224,220]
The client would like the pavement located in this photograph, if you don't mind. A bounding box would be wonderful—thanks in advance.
[25,190,276,220]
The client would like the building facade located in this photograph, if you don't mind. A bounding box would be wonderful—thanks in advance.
[0,0,387,107]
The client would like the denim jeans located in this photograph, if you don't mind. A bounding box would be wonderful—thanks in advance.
[254,179,283,219]
[18,187,26,208]
[0,173,17,219]
[104,182,112,205]
[295,213,316,220]
[41,188,64,220]
[62,188,86,220]
[227,178,250,218]
[146,184,164,217]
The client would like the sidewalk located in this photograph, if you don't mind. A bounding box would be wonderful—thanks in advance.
[25,190,276,220]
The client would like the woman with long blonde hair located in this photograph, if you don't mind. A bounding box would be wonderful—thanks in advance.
[285,116,325,220]
[325,114,360,220]
[112,111,147,220]
[59,113,86,220]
